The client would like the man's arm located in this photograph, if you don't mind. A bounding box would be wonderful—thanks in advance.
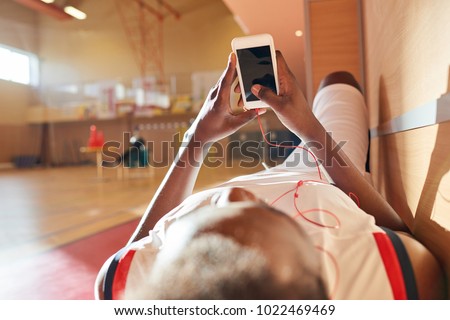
[252,51,408,232]
[128,53,259,244]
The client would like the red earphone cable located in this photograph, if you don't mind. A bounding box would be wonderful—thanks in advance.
[315,245,339,299]
[256,110,323,181]
[254,109,365,298]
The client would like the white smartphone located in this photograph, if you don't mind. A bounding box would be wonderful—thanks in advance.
[231,33,279,109]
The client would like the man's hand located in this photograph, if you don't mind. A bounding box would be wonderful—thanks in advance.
[189,53,260,144]
[250,51,318,138]
[251,51,407,232]
[128,53,262,243]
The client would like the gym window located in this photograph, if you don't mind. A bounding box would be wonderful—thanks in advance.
[0,44,39,86]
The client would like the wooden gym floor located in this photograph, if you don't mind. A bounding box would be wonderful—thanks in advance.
[0,162,262,266]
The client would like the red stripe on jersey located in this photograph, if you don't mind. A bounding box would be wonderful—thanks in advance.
[372,232,407,300]
[112,249,137,299]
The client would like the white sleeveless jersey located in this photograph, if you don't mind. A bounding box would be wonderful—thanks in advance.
[103,166,415,300]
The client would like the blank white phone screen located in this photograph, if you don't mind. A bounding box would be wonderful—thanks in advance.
[236,45,276,102]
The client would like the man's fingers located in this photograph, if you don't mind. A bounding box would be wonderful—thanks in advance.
[251,84,280,107]
[234,82,241,93]
[237,95,243,107]
[219,52,236,93]
[207,85,219,100]
[233,108,259,127]
[276,50,295,79]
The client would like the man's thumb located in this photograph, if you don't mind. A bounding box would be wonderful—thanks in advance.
[251,85,279,107]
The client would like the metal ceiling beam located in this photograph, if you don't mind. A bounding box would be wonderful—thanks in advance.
[14,0,73,21]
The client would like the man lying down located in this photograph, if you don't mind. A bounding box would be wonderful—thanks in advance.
[95,51,446,300]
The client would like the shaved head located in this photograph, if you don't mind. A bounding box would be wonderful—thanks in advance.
[127,202,327,300]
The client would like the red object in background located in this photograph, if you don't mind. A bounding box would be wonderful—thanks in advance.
[88,125,104,147]
[96,131,104,147]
